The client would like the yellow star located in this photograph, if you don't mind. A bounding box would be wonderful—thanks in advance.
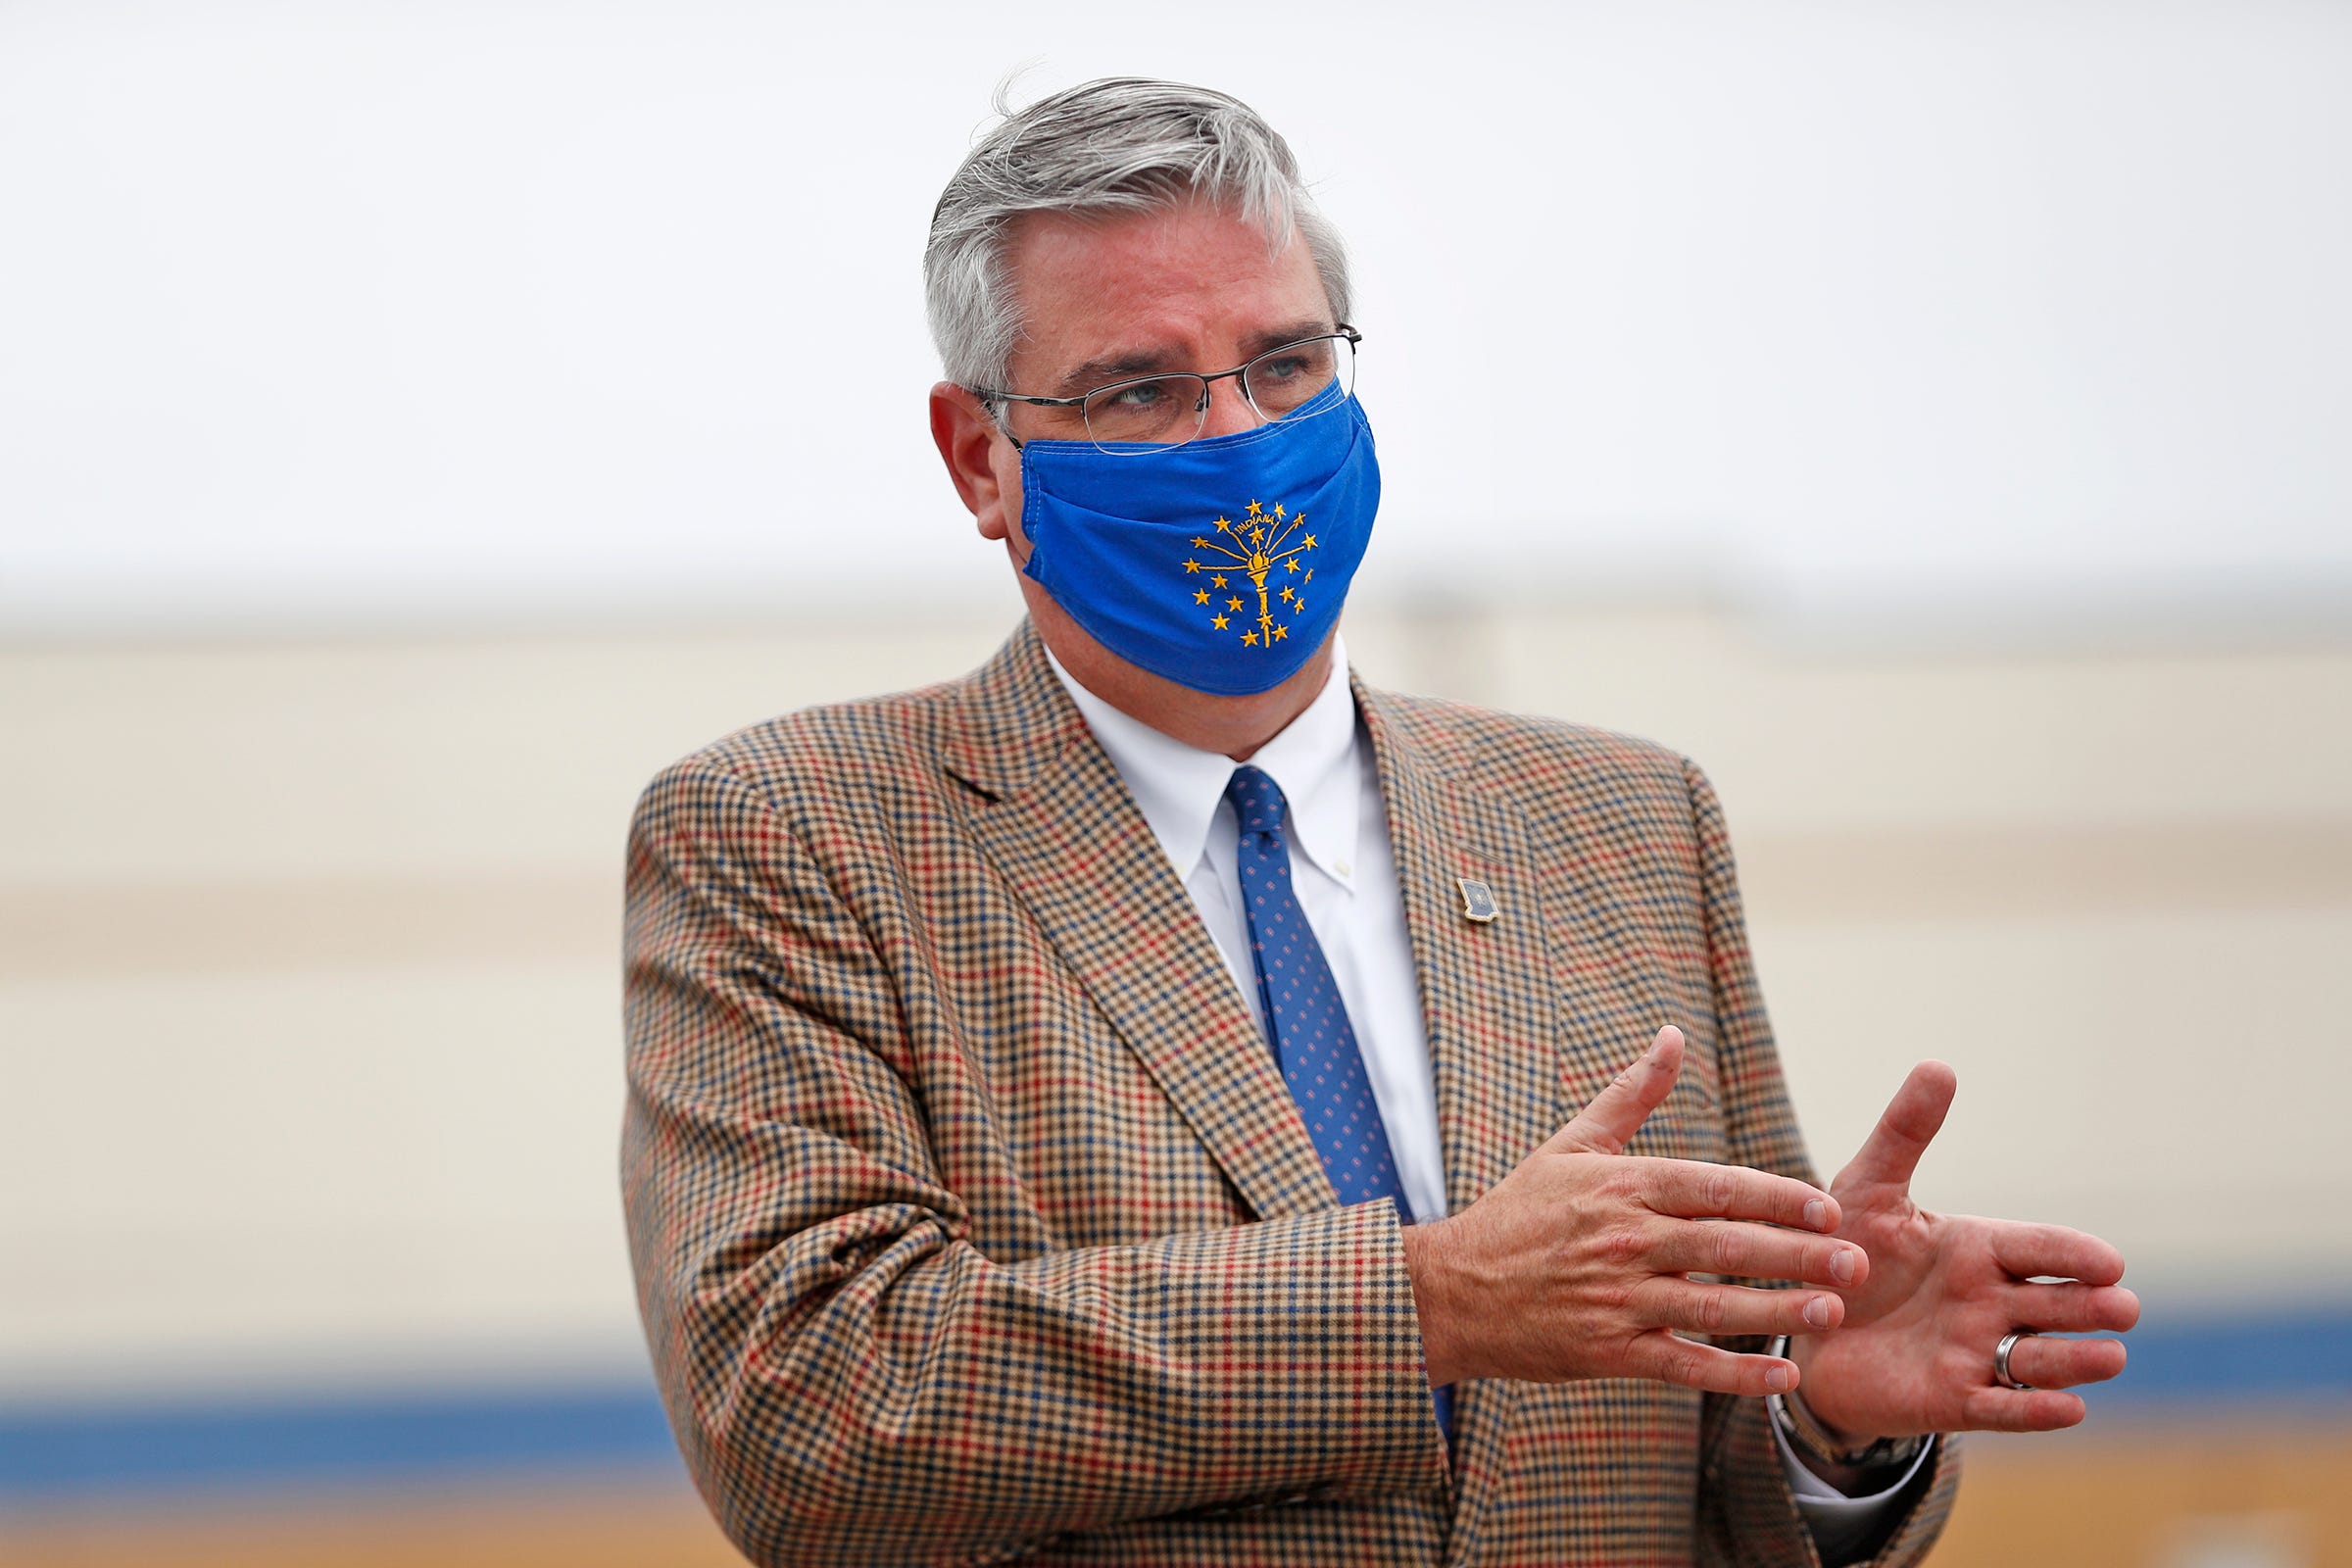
[1273,503,1286,519]
[1183,560,1201,573]
[1250,526,1266,544]
[1278,586,1295,602]
[1214,517,1232,532]
[1285,558,1300,573]
[1191,536,1209,548]
[1271,622,1289,641]
[1194,589,1210,605]
[1243,630,1259,647]
[1293,598,1305,614]
[1211,613,1230,630]
[1227,596,1243,611]
[1302,534,1317,550]
[1303,567,1313,583]
[1211,573,1227,588]
[1246,500,1263,515]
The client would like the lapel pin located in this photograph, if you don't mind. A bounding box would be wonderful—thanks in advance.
[1455,877,1499,923]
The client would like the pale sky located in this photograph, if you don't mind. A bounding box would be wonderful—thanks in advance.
[3,0,2347,637]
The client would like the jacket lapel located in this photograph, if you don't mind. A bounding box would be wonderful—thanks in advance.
[1357,688,1561,1224]
[1359,681,1690,1565]
[1356,684,1558,1551]
[945,623,1338,1223]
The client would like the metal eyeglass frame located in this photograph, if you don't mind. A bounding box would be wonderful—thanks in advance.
[973,326,1362,452]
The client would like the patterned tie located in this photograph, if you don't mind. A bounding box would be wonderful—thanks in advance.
[1224,764,1453,1442]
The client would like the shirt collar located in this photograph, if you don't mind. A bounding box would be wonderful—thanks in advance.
[1045,636,1363,892]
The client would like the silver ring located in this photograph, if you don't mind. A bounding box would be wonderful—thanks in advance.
[1993,1330,2036,1391]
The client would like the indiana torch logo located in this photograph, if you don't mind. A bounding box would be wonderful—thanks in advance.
[1181,500,1319,648]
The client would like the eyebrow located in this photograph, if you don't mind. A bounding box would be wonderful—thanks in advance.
[1053,318,1339,394]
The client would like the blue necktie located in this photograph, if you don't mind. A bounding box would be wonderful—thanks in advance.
[1224,765,1453,1443]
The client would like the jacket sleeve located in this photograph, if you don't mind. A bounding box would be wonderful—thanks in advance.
[1681,759,1963,1568]
[618,752,1448,1567]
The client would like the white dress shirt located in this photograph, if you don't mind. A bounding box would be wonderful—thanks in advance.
[1044,636,1925,1540]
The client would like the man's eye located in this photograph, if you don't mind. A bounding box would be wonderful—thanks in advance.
[1256,355,1309,382]
[1102,379,1170,410]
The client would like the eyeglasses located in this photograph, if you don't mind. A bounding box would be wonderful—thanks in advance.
[975,327,1360,454]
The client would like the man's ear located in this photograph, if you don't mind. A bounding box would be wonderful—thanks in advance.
[929,382,1016,543]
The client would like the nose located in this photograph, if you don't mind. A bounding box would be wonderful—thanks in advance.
[1195,375,1259,441]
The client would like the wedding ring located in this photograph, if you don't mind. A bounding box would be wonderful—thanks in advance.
[1993,1329,2036,1391]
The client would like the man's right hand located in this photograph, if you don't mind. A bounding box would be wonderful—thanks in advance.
[1400,1026,1863,1396]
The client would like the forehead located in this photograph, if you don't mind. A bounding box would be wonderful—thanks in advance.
[1002,197,1333,383]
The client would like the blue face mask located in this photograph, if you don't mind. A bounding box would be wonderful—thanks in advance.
[1016,392,1380,697]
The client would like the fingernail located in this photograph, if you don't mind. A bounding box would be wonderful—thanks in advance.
[1804,1199,1828,1230]
[1831,1249,1856,1285]
[1803,1296,1833,1329]
[1765,1365,1791,1393]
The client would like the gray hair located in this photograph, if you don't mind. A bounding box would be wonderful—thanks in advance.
[924,76,1352,394]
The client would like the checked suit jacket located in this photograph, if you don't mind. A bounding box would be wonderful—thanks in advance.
[620,619,1960,1567]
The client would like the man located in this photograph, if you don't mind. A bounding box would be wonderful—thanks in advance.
[621,78,2137,1566]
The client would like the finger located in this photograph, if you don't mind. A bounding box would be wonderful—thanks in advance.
[1621,1329,1798,1398]
[1989,1223,2128,1286]
[1628,1277,1845,1338]
[1630,1156,1839,1232]
[1646,1219,1868,1291]
[1840,1059,1957,1191]
[1958,1385,2089,1433]
[2006,1334,2129,1391]
[1547,1027,1686,1156]
[2006,1282,2141,1334]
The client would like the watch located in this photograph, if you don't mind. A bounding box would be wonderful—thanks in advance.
[1762,1336,1932,1471]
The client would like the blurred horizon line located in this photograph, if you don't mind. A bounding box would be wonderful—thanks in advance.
[6,564,2350,659]
[7,1299,2347,1510]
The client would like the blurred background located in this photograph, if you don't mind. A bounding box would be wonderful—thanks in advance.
[3,1,2347,1563]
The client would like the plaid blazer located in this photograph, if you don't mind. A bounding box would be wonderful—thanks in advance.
[621,620,1960,1567]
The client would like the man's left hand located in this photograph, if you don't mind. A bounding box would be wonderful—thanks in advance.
[1789,1060,2140,1442]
